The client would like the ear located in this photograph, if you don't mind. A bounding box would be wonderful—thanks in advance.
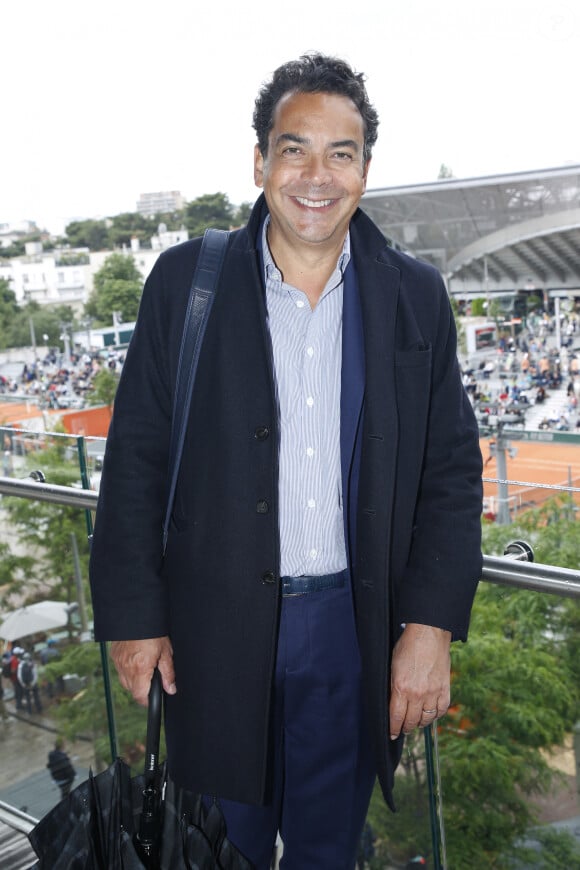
[254,145,265,189]
[361,157,371,193]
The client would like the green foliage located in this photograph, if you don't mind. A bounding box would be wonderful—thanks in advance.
[63,212,186,252]
[0,240,25,258]
[86,252,143,324]
[0,278,19,348]
[438,163,454,179]
[0,541,35,610]
[1,300,76,349]
[184,192,235,238]
[44,642,159,771]
[233,201,253,226]
[367,503,580,868]
[65,219,110,251]
[86,367,119,412]
[522,826,580,868]
[366,732,433,866]
[471,298,487,317]
[450,296,466,354]
[2,433,90,605]
[107,212,155,249]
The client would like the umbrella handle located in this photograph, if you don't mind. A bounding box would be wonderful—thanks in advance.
[144,667,162,785]
[135,668,163,865]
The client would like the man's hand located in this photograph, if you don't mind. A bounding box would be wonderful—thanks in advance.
[110,636,176,706]
[389,623,451,740]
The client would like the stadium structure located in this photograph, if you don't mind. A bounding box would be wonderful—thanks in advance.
[361,164,580,308]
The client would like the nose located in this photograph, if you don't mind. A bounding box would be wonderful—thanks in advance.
[301,153,332,186]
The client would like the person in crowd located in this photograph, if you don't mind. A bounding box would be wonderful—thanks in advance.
[90,53,483,868]
[17,651,42,714]
[47,737,76,800]
[9,646,24,710]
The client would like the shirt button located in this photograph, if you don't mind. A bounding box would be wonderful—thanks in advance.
[306,346,314,357]
[306,396,314,407]
[309,549,318,559]
[306,447,314,457]
[254,426,270,441]
[307,498,316,509]
[296,300,305,308]
[261,571,276,585]
[256,499,269,514]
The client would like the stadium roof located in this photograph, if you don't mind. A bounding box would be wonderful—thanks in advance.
[361,165,580,295]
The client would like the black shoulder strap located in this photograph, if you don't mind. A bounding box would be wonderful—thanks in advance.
[162,228,229,553]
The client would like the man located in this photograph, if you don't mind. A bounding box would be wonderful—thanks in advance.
[47,737,76,800]
[9,646,24,710]
[17,651,42,714]
[90,53,482,869]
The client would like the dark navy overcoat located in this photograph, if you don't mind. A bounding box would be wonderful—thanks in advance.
[89,196,483,809]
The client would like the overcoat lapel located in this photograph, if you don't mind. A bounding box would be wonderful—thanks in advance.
[356,245,402,581]
[341,256,365,562]
[342,229,402,585]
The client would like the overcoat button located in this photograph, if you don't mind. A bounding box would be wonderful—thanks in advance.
[254,426,270,441]
[256,500,269,514]
[261,571,276,585]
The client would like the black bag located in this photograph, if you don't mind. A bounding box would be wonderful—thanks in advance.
[20,660,34,686]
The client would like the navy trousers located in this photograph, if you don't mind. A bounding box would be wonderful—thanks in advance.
[216,583,376,869]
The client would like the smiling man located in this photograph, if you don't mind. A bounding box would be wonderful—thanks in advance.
[90,54,483,869]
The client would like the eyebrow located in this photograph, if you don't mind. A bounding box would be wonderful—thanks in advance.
[275,133,360,152]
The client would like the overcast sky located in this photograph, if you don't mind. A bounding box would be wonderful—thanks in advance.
[2,0,579,234]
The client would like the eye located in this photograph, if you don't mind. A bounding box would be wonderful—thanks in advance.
[281,146,303,156]
[332,151,354,161]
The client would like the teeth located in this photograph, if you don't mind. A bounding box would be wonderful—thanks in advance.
[295,197,332,208]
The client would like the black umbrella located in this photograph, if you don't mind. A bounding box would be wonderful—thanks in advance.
[28,670,253,869]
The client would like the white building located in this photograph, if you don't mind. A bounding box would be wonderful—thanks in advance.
[0,229,188,310]
[137,191,185,217]
[0,220,41,249]
[0,248,90,308]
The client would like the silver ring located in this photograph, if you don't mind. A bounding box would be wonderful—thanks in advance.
[422,708,437,715]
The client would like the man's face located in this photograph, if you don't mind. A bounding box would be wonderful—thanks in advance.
[254,90,370,251]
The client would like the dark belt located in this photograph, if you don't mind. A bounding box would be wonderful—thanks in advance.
[281,570,347,597]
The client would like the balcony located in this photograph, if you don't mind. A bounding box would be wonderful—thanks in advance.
[0,427,579,868]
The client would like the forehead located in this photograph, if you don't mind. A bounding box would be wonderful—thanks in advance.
[270,91,365,143]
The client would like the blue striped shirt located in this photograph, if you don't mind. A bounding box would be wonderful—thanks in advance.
[262,218,349,577]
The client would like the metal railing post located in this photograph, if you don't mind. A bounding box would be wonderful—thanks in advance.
[76,436,118,762]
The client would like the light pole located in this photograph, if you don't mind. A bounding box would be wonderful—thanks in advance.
[488,420,518,525]
[59,321,72,366]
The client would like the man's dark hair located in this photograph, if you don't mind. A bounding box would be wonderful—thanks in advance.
[253,53,379,164]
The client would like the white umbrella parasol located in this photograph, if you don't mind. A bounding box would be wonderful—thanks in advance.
[0,600,76,641]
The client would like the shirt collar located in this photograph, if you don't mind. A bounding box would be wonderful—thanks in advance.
[261,215,351,284]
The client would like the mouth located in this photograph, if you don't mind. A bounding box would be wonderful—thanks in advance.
[294,196,335,209]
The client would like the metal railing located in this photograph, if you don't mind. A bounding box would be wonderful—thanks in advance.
[1,473,579,868]
[2,475,580,600]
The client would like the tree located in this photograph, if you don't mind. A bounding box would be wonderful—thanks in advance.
[438,163,454,179]
[107,212,155,249]
[233,201,253,227]
[2,301,76,349]
[449,295,466,355]
[0,278,19,349]
[87,368,119,416]
[365,502,580,868]
[183,192,235,238]
[85,252,143,324]
[470,297,487,317]
[1,432,90,608]
[64,219,109,251]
